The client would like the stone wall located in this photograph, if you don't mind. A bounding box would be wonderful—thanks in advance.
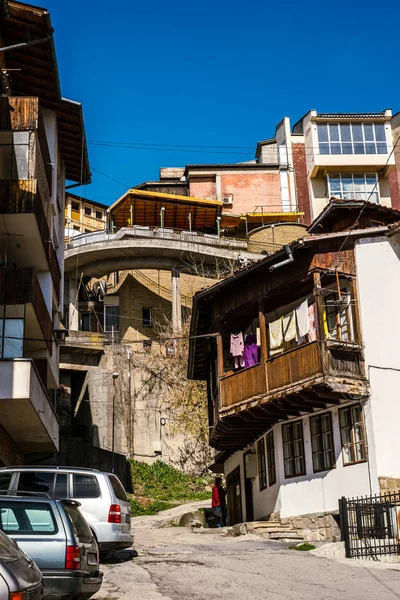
[271,510,341,542]
[379,476,400,494]
[247,223,309,254]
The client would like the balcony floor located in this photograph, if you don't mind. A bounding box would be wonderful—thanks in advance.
[0,360,59,453]
[212,374,369,452]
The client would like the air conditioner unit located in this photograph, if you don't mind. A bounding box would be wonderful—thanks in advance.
[222,196,233,206]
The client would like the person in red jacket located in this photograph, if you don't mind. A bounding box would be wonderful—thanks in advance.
[211,477,227,527]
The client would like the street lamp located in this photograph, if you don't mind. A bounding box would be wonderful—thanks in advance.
[111,371,119,473]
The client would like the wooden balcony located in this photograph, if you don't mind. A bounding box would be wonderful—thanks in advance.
[0,97,52,192]
[220,341,365,410]
[220,363,266,408]
[0,267,53,353]
[0,180,61,298]
[214,340,368,451]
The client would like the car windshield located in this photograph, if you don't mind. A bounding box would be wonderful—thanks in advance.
[108,475,128,502]
[0,528,22,563]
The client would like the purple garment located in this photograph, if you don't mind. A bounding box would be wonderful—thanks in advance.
[244,343,259,368]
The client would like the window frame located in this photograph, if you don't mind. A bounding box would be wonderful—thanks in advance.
[72,474,101,499]
[104,304,120,333]
[0,316,25,359]
[282,420,306,479]
[95,210,103,220]
[0,501,58,536]
[84,206,92,217]
[323,284,353,342]
[339,405,367,466]
[257,437,267,491]
[310,412,336,473]
[142,307,152,328]
[327,173,379,204]
[266,431,276,486]
[318,122,388,156]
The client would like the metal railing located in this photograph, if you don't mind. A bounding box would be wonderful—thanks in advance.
[66,226,250,252]
[339,492,400,559]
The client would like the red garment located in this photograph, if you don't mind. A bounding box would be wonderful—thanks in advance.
[211,485,220,508]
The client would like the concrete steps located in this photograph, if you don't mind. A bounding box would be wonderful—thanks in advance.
[244,521,305,542]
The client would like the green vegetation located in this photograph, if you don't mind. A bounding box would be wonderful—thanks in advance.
[289,542,316,551]
[129,460,212,516]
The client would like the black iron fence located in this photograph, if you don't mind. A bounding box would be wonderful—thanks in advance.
[339,492,400,559]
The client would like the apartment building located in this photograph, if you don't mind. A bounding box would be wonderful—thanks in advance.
[188,199,400,538]
[65,193,107,239]
[0,1,90,465]
[139,110,400,232]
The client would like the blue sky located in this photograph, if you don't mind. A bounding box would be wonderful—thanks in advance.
[43,0,399,205]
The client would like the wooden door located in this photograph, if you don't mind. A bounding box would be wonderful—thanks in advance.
[227,466,243,525]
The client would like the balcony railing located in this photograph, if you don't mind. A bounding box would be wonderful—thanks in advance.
[0,267,52,353]
[219,340,364,409]
[0,180,61,298]
[66,226,249,252]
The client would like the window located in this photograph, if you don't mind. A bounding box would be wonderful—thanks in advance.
[266,431,276,486]
[105,305,119,332]
[318,122,387,155]
[108,475,128,502]
[310,413,335,472]
[64,504,93,543]
[82,312,91,332]
[324,289,352,342]
[0,318,24,358]
[18,472,55,495]
[84,206,92,216]
[54,474,68,499]
[142,307,152,328]
[257,438,267,491]
[96,210,103,220]
[282,421,305,478]
[0,502,57,535]
[339,405,367,465]
[0,473,12,491]
[72,474,100,499]
[328,173,379,204]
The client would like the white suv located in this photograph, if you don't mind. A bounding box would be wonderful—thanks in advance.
[0,466,133,555]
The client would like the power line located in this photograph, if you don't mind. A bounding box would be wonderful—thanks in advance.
[91,167,131,189]
[88,140,254,150]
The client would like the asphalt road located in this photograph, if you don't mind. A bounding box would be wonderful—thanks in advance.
[94,526,400,600]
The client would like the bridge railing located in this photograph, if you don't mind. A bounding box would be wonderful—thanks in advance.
[66,226,250,252]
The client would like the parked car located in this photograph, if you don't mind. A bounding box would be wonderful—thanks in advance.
[0,494,102,600]
[0,468,133,555]
[0,526,42,600]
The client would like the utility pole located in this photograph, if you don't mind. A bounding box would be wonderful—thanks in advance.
[111,371,119,473]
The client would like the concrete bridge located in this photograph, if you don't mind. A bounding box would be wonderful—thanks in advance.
[65,227,262,330]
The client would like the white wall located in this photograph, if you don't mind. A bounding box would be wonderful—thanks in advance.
[355,235,400,480]
[226,404,374,522]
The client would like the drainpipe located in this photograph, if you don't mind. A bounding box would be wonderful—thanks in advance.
[269,245,294,272]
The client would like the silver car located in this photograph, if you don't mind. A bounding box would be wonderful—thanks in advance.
[0,527,42,599]
[0,495,102,600]
[0,468,133,555]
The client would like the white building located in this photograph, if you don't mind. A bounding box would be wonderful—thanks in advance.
[189,199,400,539]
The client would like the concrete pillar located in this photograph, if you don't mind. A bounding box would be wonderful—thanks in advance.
[68,277,79,331]
[171,267,182,332]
